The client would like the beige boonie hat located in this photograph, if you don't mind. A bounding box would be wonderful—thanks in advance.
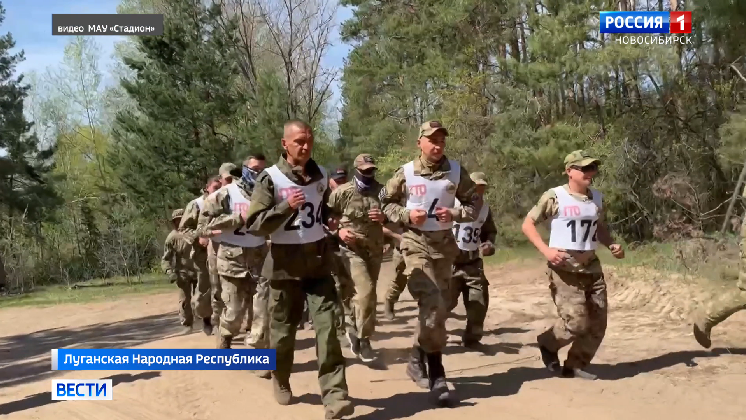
[171,209,184,221]
[470,172,488,186]
[219,162,238,177]
[354,154,377,170]
[564,150,601,170]
[419,121,449,137]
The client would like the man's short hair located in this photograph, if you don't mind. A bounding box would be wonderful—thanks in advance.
[284,119,312,135]
[246,153,266,163]
[206,175,220,185]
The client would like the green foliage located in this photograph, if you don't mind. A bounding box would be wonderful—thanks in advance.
[110,0,245,219]
[339,0,746,242]
[0,2,61,222]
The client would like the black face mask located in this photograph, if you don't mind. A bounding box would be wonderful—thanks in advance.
[354,169,376,187]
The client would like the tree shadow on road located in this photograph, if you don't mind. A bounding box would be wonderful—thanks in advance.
[348,365,549,420]
[591,347,746,380]
[0,312,188,389]
[0,372,161,416]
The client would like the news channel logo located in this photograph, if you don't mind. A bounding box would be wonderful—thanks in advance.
[600,11,692,34]
[51,379,113,401]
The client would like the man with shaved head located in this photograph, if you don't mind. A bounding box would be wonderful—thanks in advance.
[243,120,352,418]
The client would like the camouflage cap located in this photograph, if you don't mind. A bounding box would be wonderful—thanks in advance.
[354,153,377,170]
[564,150,601,170]
[470,172,488,186]
[419,120,449,138]
[219,162,237,177]
[331,166,348,180]
[171,209,184,221]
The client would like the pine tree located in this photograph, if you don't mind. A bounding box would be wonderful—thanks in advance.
[111,0,245,218]
[0,1,60,222]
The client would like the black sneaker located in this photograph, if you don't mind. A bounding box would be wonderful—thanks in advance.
[346,330,360,355]
[358,339,377,362]
[561,366,597,380]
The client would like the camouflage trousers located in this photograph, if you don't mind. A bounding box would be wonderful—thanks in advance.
[384,246,408,303]
[402,246,454,353]
[341,245,383,339]
[207,240,224,326]
[176,278,196,326]
[447,254,489,343]
[332,249,353,335]
[216,243,269,344]
[696,283,746,330]
[246,273,270,348]
[537,267,608,370]
[269,277,348,406]
[192,254,213,320]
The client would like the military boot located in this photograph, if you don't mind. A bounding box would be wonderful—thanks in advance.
[693,321,712,349]
[383,300,395,320]
[253,370,271,379]
[406,345,429,389]
[426,352,451,406]
[202,318,213,336]
[272,375,292,405]
[324,400,354,419]
[217,334,232,349]
[538,343,560,372]
[561,364,597,380]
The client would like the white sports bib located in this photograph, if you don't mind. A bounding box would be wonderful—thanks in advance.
[212,184,265,248]
[266,165,327,244]
[195,196,205,212]
[452,198,490,251]
[548,186,602,251]
[403,160,461,231]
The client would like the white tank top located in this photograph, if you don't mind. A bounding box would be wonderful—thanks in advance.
[266,164,327,244]
[195,196,205,212]
[212,184,265,248]
[452,198,490,251]
[403,160,461,231]
[547,186,602,251]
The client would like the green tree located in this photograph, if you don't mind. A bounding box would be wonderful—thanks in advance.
[111,0,246,218]
[0,2,60,222]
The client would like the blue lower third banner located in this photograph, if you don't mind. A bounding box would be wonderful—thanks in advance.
[51,348,276,370]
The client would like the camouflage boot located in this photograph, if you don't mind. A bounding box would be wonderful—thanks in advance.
[406,345,429,389]
[324,399,354,419]
[383,300,395,321]
[272,375,292,405]
[202,318,213,336]
[693,320,712,349]
[426,352,450,406]
[216,334,232,349]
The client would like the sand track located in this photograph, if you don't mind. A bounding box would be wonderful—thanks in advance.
[1,260,745,419]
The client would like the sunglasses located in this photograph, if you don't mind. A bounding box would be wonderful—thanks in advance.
[570,163,598,173]
[358,168,377,177]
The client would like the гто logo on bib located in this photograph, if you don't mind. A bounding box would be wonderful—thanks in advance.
[317,183,325,194]
[446,182,457,194]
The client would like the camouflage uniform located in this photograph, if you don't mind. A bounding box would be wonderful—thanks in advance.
[383,222,408,318]
[693,186,746,348]
[447,172,498,345]
[324,224,353,338]
[245,153,349,414]
[328,154,385,360]
[179,192,217,330]
[197,177,268,350]
[381,121,477,402]
[162,209,198,327]
[527,151,608,377]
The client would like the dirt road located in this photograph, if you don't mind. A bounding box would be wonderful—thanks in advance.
[1,260,745,419]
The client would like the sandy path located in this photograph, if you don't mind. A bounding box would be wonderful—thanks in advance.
[1,260,745,419]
